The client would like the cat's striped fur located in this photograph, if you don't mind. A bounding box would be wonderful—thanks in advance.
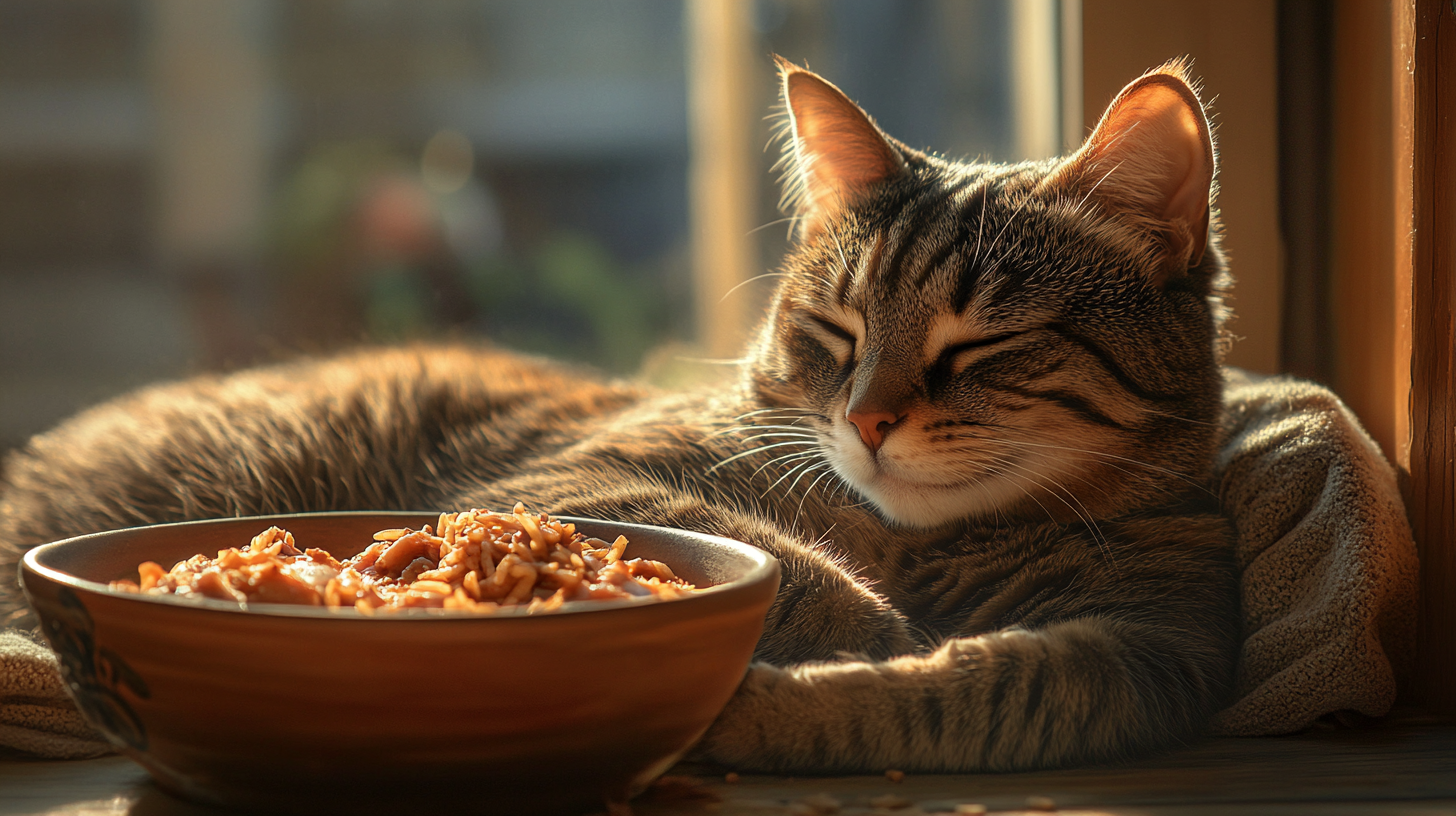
[0,61,1238,772]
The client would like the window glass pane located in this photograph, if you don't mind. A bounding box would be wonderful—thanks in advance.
[0,0,1053,450]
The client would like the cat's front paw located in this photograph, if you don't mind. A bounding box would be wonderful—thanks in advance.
[689,663,796,770]
[752,553,920,664]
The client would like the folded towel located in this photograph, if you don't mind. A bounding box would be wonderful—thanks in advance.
[1209,371,1419,734]
[0,374,1421,757]
[0,629,112,758]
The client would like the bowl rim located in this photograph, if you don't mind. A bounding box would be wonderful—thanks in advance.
[21,511,780,622]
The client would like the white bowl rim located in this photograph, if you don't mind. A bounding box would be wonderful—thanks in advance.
[21,511,780,622]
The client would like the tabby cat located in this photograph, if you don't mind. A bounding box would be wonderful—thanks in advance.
[0,60,1238,773]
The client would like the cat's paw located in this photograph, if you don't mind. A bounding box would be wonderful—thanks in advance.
[688,663,798,770]
[752,550,920,664]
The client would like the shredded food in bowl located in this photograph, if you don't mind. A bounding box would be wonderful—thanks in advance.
[109,505,697,614]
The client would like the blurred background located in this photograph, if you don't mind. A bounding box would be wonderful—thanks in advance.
[0,1,1330,456]
[0,0,1079,451]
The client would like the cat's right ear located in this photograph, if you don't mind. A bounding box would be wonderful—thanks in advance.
[1043,61,1215,282]
[776,58,907,241]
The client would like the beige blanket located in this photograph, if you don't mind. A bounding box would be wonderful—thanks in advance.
[0,374,1420,757]
[1210,371,1418,734]
[0,629,111,758]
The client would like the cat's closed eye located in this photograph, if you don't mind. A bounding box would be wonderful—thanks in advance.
[796,311,859,361]
[937,331,1025,373]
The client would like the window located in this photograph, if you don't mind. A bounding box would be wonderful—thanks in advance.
[0,0,1054,446]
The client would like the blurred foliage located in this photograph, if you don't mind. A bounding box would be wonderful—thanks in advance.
[269,140,671,372]
[467,232,665,373]
[270,142,404,271]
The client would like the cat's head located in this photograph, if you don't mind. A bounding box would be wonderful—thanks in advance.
[745,59,1229,529]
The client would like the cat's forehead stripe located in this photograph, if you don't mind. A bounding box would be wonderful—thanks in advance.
[831,226,865,306]
[915,181,993,294]
[952,185,997,312]
[842,230,888,305]
[878,176,974,294]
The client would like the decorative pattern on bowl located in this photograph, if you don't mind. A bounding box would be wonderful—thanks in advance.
[40,586,150,752]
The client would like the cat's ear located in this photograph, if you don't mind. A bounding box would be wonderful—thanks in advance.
[1045,61,1215,280]
[777,58,907,241]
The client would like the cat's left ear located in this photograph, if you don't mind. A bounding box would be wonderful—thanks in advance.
[1044,61,1215,280]
[777,58,908,241]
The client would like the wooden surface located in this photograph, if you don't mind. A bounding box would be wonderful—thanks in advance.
[5,724,1454,816]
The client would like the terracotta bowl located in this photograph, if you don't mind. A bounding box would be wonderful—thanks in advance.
[20,512,779,814]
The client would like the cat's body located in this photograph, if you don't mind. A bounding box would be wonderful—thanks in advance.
[0,61,1239,772]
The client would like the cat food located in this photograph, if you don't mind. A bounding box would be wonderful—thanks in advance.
[110,505,696,614]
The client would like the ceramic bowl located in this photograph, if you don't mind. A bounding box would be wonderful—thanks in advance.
[20,512,779,814]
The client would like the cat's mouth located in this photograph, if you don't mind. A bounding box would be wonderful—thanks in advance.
[827,430,1049,527]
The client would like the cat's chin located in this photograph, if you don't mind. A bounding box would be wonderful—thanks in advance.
[853,476,1027,529]
[829,453,1030,529]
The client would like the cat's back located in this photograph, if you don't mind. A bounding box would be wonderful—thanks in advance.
[0,344,647,564]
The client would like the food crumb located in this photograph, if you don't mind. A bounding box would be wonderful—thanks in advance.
[642,775,718,804]
[1025,794,1057,811]
[869,793,912,809]
[796,792,841,813]
[885,768,906,783]
[724,772,741,783]
[953,805,987,815]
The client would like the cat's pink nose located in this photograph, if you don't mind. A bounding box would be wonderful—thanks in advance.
[846,409,900,453]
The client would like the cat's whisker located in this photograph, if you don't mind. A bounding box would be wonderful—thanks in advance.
[752,423,823,431]
[712,426,822,444]
[761,457,824,498]
[827,474,863,508]
[784,458,836,498]
[980,189,1037,273]
[707,440,819,474]
[746,217,798,236]
[972,445,1122,511]
[978,453,1115,567]
[977,459,1109,563]
[1075,160,1126,214]
[794,464,842,521]
[948,429,1204,490]
[957,439,1150,493]
[980,462,1062,532]
[985,436,1214,495]
[713,415,821,437]
[1021,470,1115,568]
[954,454,1015,528]
[766,455,825,491]
[753,450,820,481]
[1139,406,1220,427]
[730,407,819,423]
[739,432,820,444]
[720,272,790,303]
[672,356,750,366]
[735,405,817,416]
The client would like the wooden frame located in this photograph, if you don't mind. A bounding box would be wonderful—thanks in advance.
[1330,0,1454,714]
[1406,0,1455,713]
